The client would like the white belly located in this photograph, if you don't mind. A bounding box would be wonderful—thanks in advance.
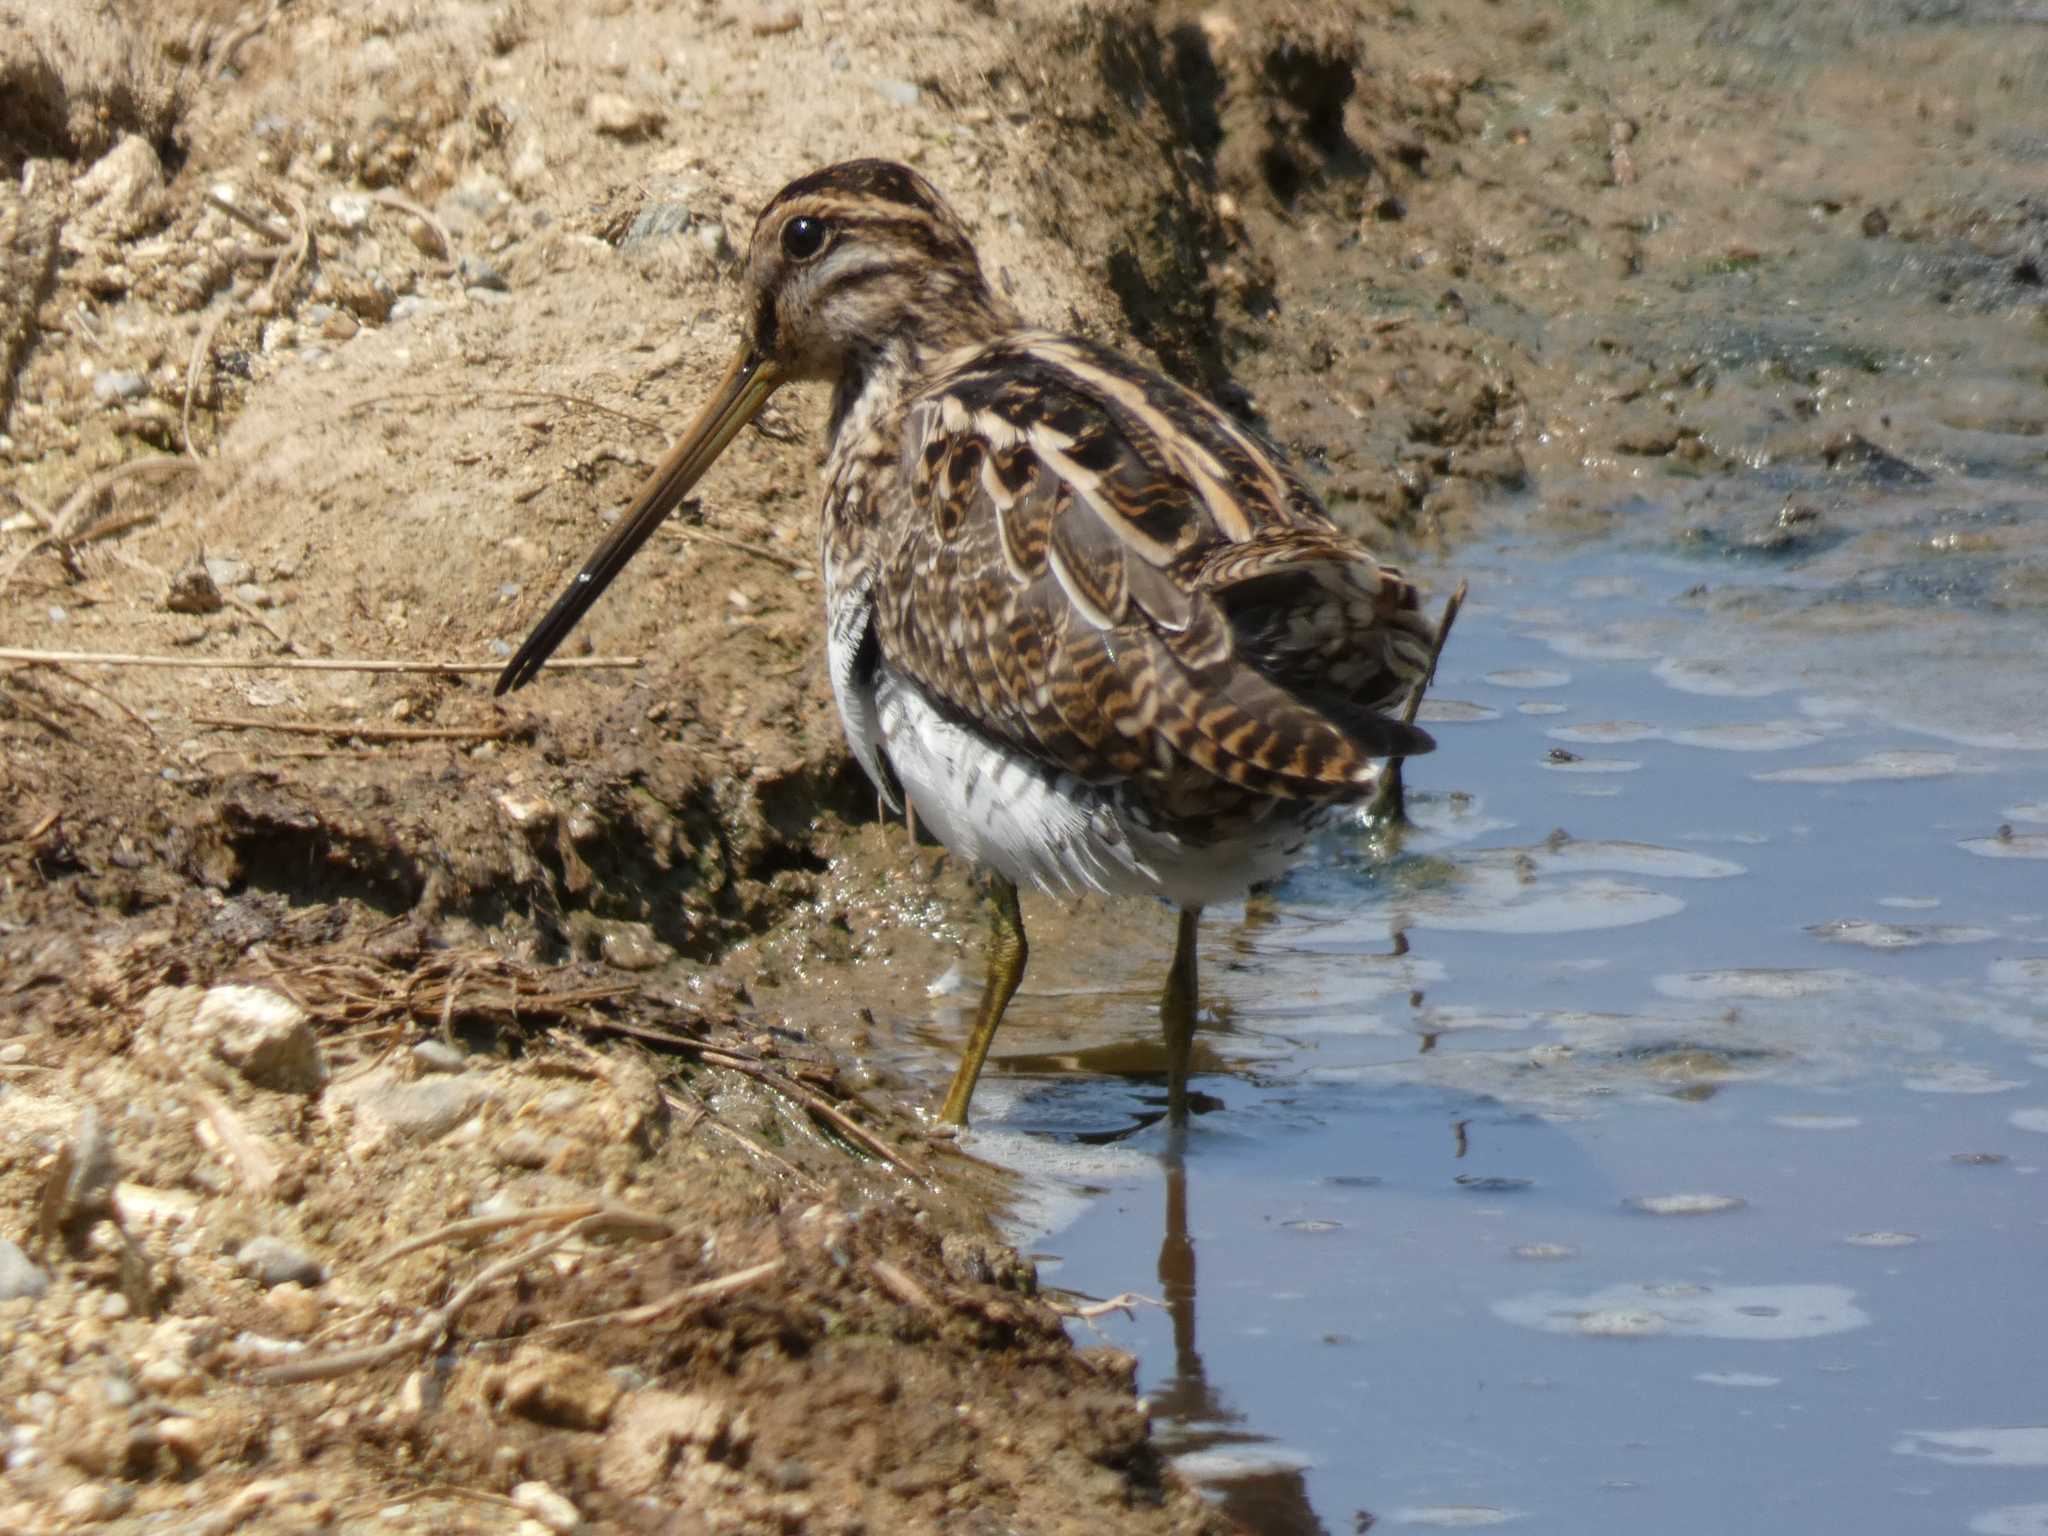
[869,667,1316,909]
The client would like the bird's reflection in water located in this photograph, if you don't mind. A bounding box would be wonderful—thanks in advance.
[1148,1133,1332,1536]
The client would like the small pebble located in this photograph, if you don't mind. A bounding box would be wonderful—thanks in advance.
[770,1458,814,1491]
[330,1072,491,1143]
[152,1416,208,1462]
[412,1039,468,1073]
[512,1480,583,1533]
[328,192,372,230]
[164,564,224,615]
[600,922,670,972]
[587,92,663,138]
[136,1356,197,1394]
[495,1129,556,1169]
[237,1235,325,1289]
[193,985,325,1093]
[460,256,509,291]
[0,1241,50,1303]
[202,555,252,588]
[536,1085,584,1117]
[92,370,149,402]
[267,1280,322,1335]
[58,1483,133,1523]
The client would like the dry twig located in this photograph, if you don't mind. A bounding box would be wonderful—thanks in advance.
[375,1201,668,1267]
[592,1015,927,1177]
[530,1257,785,1336]
[674,526,811,575]
[258,947,633,1037]
[201,190,292,245]
[35,664,162,744]
[366,189,458,276]
[1050,1290,1165,1322]
[259,188,314,313]
[867,1257,941,1317]
[182,308,231,459]
[256,1203,674,1385]
[192,713,530,743]
[253,1225,581,1384]
[210,0,285,79]
[0,459,198,596]
[374,1203,610,1267]
[0,672,75,740]
[662,1086,820,1191]
[0,648,639,675]
[186,1087,281,1195]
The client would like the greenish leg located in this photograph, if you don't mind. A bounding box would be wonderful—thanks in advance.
[938,873,1027,1127]
[1161,905,1202,1125]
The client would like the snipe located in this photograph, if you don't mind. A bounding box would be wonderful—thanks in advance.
[499,160,1452,1128]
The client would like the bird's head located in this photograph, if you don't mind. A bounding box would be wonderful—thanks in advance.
[742,158,1013,382]
[495,160,1011,695]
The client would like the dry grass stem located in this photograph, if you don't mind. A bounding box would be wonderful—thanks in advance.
[0,648,640,675]
[183,308,231,459]
[186,1086,281,1195]
[192,714,529,742]
[366,189,458,276]
[531,1257,786,1336]
[592,1015,927,1177]
[251,1225,581,1384]
[674,526,811,574]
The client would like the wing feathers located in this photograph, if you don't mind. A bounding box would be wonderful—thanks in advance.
[873,333,1438,813]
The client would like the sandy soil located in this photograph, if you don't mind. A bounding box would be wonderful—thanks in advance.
[2,0,2042,1531]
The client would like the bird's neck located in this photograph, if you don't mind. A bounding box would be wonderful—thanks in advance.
[825,337,920,471]
[825,285,1020,473]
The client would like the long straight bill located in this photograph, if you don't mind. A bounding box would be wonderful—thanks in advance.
[495,348,784,694]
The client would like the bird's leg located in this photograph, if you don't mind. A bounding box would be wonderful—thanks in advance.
[1161,905,1203,1125]
[938,873,1027,1126]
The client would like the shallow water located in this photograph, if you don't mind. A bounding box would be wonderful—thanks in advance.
[912,3,2048,1519]
[957,522,2047,1534]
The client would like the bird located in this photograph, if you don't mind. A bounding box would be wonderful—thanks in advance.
[497,159,1449,1128]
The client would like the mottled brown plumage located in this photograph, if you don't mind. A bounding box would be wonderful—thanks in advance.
[499,160,1451,1128]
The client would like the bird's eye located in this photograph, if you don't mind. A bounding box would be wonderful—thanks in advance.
[781,216,828,260]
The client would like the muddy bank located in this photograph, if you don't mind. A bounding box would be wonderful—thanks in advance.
[2,0,2043,1530]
